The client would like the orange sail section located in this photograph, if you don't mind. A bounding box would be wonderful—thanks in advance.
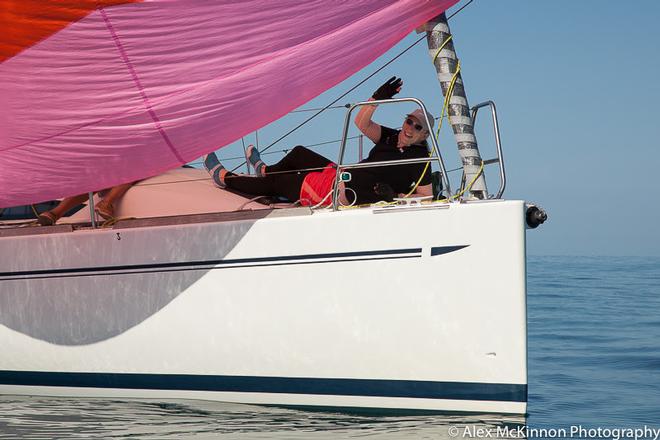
[0,0,141,62]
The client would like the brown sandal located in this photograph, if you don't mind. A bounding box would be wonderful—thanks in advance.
[94,201,114,220]
[37,211,58,226]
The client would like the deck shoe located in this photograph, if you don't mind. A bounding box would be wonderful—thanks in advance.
[204,152,227,188]
[246,144,266,177]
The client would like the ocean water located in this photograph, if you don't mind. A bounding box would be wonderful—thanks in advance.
[1,256,659,439]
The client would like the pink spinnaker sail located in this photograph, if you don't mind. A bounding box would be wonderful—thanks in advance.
[0,0,457,207]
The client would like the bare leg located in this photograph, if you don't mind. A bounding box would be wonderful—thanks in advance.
[50,194,88,219]
[96,183,134,219]
[100,183,133,206]
[37,193,88,225]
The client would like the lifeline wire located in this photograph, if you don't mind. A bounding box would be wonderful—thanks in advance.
[189,135,361,167]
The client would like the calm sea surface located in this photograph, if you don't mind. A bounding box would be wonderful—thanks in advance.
[1,256,659,439]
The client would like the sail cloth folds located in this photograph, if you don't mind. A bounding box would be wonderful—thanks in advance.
[0,0,458,207]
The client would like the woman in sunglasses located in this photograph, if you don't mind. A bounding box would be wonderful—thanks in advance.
[204,76,433,206]
[350,76,434,202]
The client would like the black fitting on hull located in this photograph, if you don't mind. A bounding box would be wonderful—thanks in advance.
[526,205,547,229]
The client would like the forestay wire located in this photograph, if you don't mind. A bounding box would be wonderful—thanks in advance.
[229,0,474,172]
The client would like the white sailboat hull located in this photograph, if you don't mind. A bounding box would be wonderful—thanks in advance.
[0,200,528,414]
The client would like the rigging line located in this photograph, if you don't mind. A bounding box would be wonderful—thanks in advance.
[401,34,458,199]
[206,136,360,164]
[30,204,40,219]
[225,165,331,178]
[300,135,361,149]
[190,147,292,165]
[132,167,329,189]
[133,177,220,187]
[446,0,474,21]
[290,104,349,113]
[292,105,447,119]
[134,162,466,189]
[229,0,474,174]
[135,160,463,188]
[240,137,249,174]
[233,38,424,167]
[138,159,462,189]
[188,134,363,167]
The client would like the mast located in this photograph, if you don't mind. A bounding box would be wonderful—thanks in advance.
[425,13,487,199]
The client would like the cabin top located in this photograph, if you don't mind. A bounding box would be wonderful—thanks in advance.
[0,168,315,238]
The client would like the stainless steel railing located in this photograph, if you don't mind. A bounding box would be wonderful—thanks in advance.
[471,100,506,199]
[331,97,452,210]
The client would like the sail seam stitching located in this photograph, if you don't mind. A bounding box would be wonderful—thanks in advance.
[99,7,185,164]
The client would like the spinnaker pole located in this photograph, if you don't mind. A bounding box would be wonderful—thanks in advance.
[425,13,487,199]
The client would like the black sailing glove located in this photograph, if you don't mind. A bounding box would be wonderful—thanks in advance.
[372,76,402,101]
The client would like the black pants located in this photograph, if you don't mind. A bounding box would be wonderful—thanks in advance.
[225,146,332,202]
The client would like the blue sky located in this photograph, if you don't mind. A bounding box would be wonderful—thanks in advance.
[207,0,660,257]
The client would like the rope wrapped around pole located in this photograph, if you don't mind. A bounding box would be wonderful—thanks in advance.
[425,13,487,199]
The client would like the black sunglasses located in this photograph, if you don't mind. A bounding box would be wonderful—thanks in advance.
[405,118,424,132]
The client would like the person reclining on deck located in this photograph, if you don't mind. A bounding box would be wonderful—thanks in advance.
[203,76,434,206]
[37,183,134,226]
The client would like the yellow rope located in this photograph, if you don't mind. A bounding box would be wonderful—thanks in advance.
[339,60,465,210]
[402,37,456,198]
[412,40,486,203]
[433,35,453,65]
[441,160,484,202]
[403,51,461,199]
[100,216,136,228]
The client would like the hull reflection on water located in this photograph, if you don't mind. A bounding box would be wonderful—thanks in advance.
[0,396,527,439]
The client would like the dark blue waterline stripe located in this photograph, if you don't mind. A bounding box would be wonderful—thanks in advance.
[0,371,526,403]
[0,248,422,279]
[431,245,469,256]
[0,255,420,282]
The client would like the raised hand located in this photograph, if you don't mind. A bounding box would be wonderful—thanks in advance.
[371,76,403,101]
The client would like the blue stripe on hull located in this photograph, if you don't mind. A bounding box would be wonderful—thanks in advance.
[0,371,526,402]
[0,245,470,281]
[430,245,469,256]
[0,248,423,279]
